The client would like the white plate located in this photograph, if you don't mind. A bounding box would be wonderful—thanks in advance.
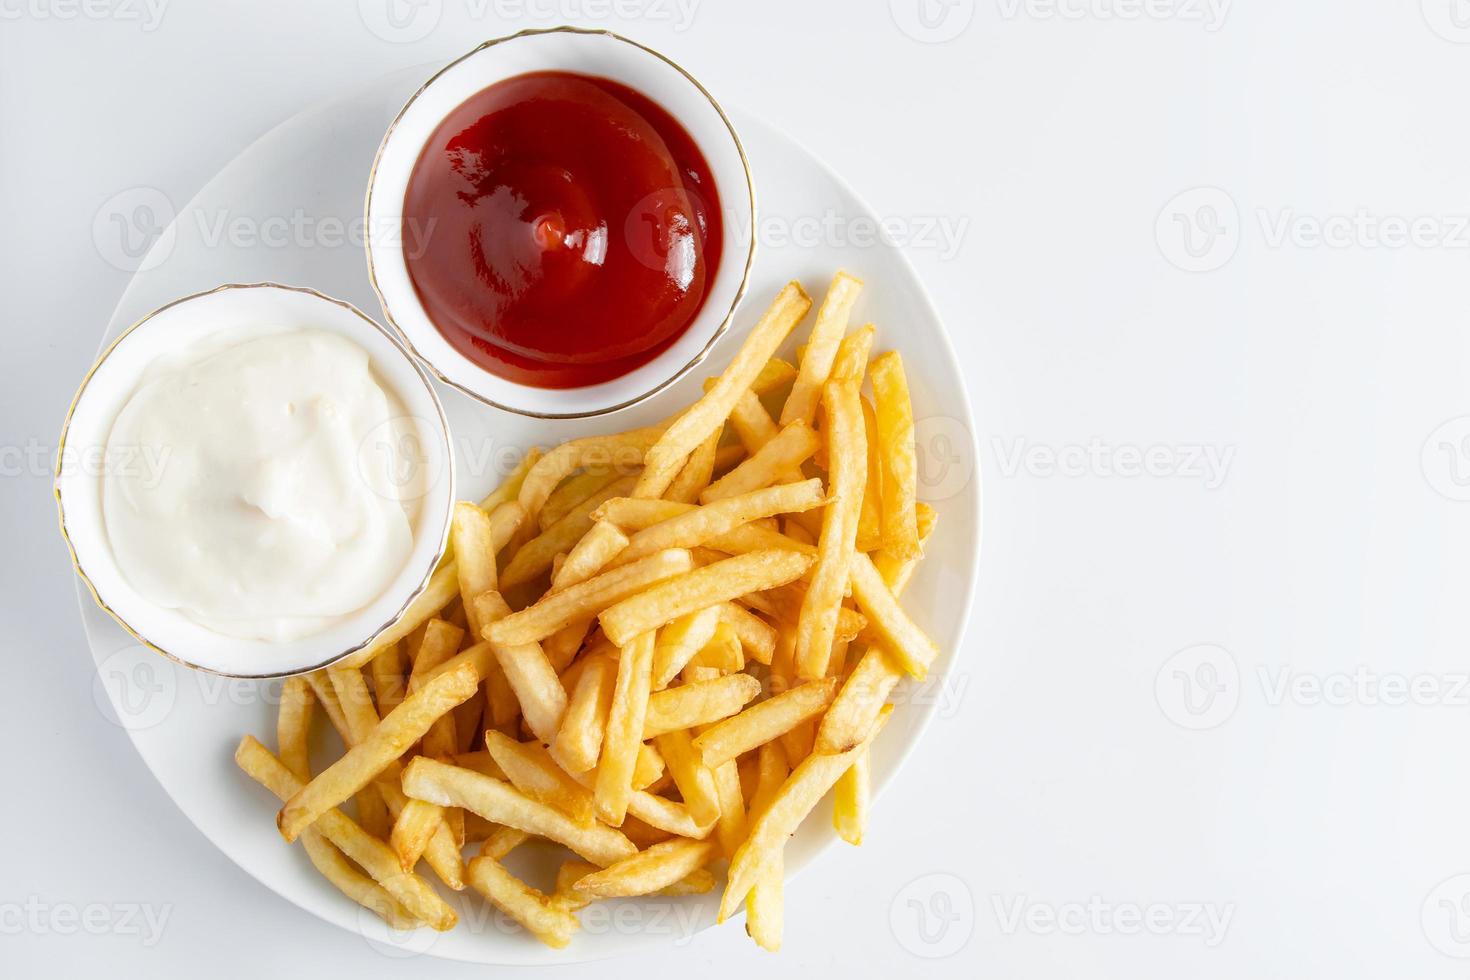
[79,63,980,965]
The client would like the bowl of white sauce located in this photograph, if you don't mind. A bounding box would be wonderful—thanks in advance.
[56,283,455,677]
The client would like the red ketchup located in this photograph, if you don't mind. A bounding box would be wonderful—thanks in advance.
[402,71,724,389]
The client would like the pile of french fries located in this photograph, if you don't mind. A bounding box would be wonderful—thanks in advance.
[233,272,942,951]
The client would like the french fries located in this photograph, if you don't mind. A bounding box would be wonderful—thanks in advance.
[699,421,820,504]
[870,351,919,560]
[233,273,950,953]
[781,271,862,426]
[600,551,814,647]
[693,678,839,769]
[402,757,636,866]
[484,549,694,646]
[643,672,761,739]
[236,737,457,930]
[571,838,717,899]
[278,661,480,842]
[793,380,865,680]
[719,707,893,920]
[634,282,812,498]
[593,631,655,826]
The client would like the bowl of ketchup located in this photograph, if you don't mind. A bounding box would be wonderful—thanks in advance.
[366,28,755,418]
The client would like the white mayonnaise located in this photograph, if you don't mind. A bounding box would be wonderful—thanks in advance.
[102,326,419,642]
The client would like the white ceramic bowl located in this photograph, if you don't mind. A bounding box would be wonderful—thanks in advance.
[365,28,756,419]
[56,283,455,678]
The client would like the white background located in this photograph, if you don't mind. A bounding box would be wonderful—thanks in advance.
[6,0,1470,976]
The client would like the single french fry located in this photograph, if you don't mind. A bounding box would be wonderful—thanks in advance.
[600,551,814,648]
[540,469,622,531]
[501,475,636,589]
[665,427,721,504]
[617,479,825,566]
[699,421,820,504]
[485,549,694,646]
[719,707,892,920]
[485,730,596,825]
[794,379,866,680]
[454,501,502,639]
[278,661,480,842]
[687,621,745,674]
[551,520,630,591]
[235,737,457,930]
[693,678,839,769]
[712,757,746,860]
[572,838,717,899]
[595,497,816,561]
[480,825,531,860]
[749,357,799,395]
[554,860,717,910]
[655,728,721,827]
[369,641,408,717]
[276,676,315,780]
[471,591,567,744]
[402,757,635,866]
[635,282,812,498]
[643,673,761,739]
[831,323,875,384]
[781,271,863,425]
[554,655,616,773]
[870,350,919,560]
[390,797,447,872]
[651,605,722,690]
[744,739,790,951]
[633,741,665,790]
[856,395,884,552]
[833,750,871,845]
[519,426,666,523]
[593,631,655,825]
[727,387,780,454]
[721,602,777,665]
[849,552,939,679]
[466,855,580,949]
